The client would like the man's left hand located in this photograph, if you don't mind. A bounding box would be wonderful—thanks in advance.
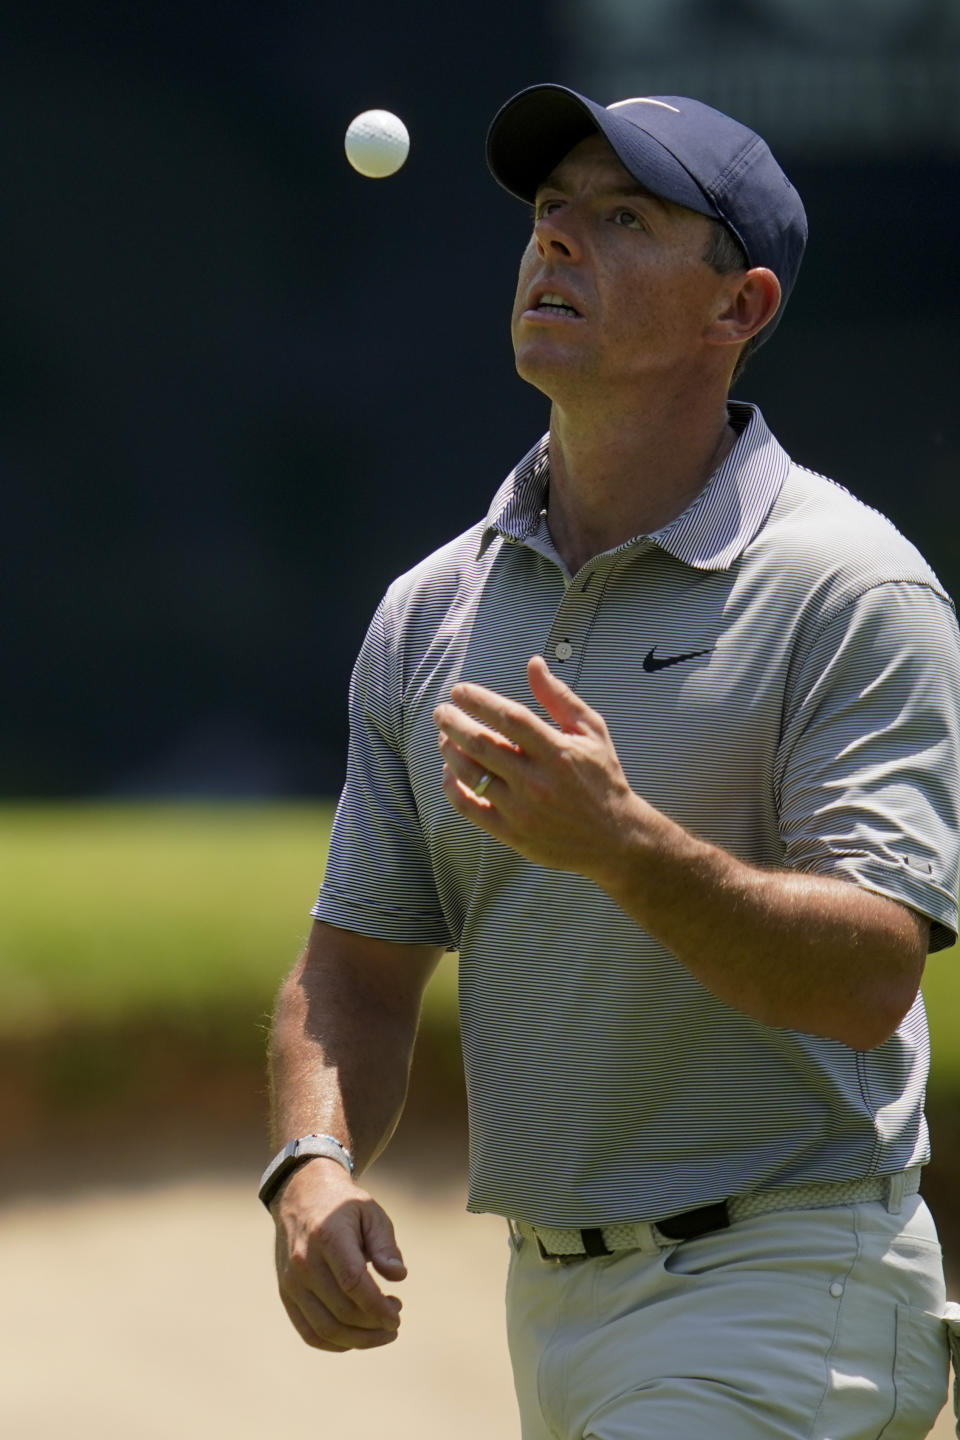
[433,654,648,882]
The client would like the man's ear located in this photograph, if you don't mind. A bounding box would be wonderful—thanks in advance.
[709,267,781,347]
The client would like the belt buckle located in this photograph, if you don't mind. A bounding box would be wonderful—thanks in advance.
[535,1233,565,1262]
[535,1233,585,1263]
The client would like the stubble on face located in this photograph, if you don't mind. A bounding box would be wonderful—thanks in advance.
[510,135,728,407]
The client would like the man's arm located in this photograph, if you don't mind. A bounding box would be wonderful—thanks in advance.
[434,655,929,1051]
[268,920,444,1351]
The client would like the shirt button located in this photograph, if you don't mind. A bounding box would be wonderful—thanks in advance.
[554,641,573,661]
[829,1282,844,1299]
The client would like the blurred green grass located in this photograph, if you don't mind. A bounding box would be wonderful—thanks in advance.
[0,802,955,1092]
[0,802,458,1043]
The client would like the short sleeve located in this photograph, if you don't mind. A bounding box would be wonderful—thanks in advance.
[776,582,960,951]
[311,599,453,945]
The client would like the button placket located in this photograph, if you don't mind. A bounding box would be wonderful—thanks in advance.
[544,560,608,683]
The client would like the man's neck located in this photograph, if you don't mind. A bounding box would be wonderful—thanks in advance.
[545,389,737,576]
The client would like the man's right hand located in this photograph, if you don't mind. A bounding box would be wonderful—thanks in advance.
[271,1157,407,1351]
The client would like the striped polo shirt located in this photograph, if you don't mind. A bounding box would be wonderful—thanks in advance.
[314,402,960,1228]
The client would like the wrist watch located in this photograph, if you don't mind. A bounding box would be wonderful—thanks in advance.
[258,1133,355,1210]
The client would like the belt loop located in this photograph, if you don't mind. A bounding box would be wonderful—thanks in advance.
[886,1172,905,1214]
[507,1218,524,1251]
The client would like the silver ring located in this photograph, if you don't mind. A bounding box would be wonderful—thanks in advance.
[473,772,493,797]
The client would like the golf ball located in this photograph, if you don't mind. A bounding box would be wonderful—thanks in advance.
[344,110,410,178]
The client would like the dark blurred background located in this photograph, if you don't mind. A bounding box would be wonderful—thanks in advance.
[2,0,959,800]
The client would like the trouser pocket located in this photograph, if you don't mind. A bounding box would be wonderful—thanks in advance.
[943,1302,960,1440]
[876,1305,951,1439]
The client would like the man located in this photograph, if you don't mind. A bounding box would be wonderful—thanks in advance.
[262,85,960,1438]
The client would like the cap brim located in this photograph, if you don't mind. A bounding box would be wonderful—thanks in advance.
[486,84,716,221]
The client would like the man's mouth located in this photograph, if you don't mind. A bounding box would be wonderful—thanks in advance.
[533,291,582,318]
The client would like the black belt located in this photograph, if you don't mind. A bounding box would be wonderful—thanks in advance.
[538,1201,730,1260]
[523,1170,920,1262]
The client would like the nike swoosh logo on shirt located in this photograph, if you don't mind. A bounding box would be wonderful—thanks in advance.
[642,646,714,673]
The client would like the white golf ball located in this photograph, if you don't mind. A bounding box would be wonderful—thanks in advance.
[344,109,410,179]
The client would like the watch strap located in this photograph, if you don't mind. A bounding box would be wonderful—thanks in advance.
[258,1133,355,1210]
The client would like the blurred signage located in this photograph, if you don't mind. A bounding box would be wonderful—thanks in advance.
[561,0,960,152]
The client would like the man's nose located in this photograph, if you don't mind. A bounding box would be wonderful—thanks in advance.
[534,210,582,262]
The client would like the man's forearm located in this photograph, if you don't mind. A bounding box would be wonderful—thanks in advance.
[435,663,929,1051]
[268,927,442,1172]
[596,799,929,1050]
[268,967,408,1171]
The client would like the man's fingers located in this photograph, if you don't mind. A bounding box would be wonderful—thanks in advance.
[361,1204,408,1280]
[330,1254,402,1319]
[320,1227,403,1326]
[433,704,524,777]
[281,1289,399,1351]
[437,732,501,801]
[373,1253,409,1279]
[282,1245,402,1335]
[438,661,600,759]
[526,654,594,733]
[280,1292,349,1352]
[298,1289,400,1350]
[439,681,555,755]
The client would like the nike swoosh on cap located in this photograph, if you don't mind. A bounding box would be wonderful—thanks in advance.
[642,646,714,673]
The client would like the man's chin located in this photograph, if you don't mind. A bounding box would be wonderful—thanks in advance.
[513,345,589,398]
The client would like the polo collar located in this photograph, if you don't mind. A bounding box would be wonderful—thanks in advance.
[478,402,790,572]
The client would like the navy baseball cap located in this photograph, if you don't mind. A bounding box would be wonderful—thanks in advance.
[486,84,808,345]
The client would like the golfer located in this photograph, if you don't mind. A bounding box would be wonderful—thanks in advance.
[262,84,960,1438]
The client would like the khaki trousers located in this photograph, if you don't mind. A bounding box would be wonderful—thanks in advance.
[505,1193,951,1439]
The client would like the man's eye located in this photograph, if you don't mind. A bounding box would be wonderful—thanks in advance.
[614,209,644,230]
[535,199,563,221]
